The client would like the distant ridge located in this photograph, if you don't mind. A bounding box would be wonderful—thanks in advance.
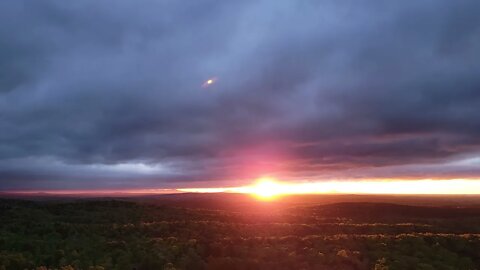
[309,202,480,219]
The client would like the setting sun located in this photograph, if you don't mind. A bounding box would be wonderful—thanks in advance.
[250,178,285,199]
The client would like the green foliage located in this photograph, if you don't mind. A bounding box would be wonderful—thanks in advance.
[1,199,480,269]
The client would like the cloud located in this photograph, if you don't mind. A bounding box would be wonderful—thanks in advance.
[1,0,480,190]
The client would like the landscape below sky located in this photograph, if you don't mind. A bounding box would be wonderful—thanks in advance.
[3,194,480,269]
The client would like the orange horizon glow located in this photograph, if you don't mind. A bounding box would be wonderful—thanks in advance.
[179,179,480,197]
[5,179,480,197]
[249,177,284,200]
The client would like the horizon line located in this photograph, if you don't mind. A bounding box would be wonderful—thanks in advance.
[3,179,480,197]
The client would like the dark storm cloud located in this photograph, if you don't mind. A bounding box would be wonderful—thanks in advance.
[1,0,480,190]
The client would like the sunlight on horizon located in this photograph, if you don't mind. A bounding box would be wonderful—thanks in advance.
[249,177,284,200]
[7,179,480,197]
[178,179,480,197]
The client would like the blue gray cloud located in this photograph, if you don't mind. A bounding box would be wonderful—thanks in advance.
[1,0,480,190]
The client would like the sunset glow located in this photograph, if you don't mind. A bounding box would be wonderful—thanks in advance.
[7,179,480,197]
[249,178,284,199]
[178,179,480,197]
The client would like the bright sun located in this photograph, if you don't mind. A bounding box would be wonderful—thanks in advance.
[251,178,284,199]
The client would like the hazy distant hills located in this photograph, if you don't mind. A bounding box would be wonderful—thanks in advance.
[3,192,480,219]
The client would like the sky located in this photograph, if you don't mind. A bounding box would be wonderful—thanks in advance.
[1,1,480,191]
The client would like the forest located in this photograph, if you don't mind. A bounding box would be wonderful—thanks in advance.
[1,196,480,270]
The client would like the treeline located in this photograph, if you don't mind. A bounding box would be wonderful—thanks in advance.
[0,199,479,269]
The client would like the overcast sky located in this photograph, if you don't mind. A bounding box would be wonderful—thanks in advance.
[1,0,480,190]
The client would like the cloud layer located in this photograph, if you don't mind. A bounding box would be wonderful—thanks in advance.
[1,0,480,190]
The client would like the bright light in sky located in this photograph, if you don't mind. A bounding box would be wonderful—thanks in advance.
[178,179,480,197]
[10,179,480,196]
[202,77,217,88]
[249,177,284,199]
